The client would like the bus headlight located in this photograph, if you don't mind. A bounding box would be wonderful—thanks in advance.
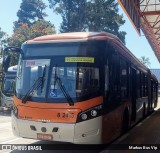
[91,110,97,117]
[76,105,102,123]
[12,104,18,118]
[81,113,88,120]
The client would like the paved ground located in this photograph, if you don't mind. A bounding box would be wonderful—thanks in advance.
[0,109,39,153]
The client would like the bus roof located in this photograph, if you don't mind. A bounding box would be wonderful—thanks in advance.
[7,65,17,73]
[26,32,119,43]
[24,32,155,76]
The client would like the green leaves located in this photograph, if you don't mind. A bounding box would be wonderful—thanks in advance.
[0,28,6,40]
[14,0,48,29]
[8,0,56,47]
[8,20,56,47]
[139,56,151,68]
[49,0,87,32]
[0,28,8,50]
[3,1,56,66]
[49,0,126,43]
[5,20,55,67]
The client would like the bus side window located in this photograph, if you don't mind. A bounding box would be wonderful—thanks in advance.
[139,71,142,97]
[110,51,120,101]
[143,74,146,97]
[141,73,144,97]
[120,58,128,100]
[105,64,109,94]
[145,75,148,96]
[136,70,141,98]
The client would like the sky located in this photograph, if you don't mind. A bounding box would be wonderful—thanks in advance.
[0,0,160,69]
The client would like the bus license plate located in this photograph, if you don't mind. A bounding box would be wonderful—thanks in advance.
[37,133,53,140]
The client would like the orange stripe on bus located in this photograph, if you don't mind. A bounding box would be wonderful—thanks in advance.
[13,96,103,111]
[13,96,103,123]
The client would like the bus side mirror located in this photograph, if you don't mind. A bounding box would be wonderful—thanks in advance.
[3,46,22,73]
[5,81,11,91]
[13,81,16,92]
[3,55,10,73]
[4,46,22,53]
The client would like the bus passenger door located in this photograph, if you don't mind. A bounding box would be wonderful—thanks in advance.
[102,46,122,143]
[131,68,137,121]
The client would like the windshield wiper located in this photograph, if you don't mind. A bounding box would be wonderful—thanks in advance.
[22,77,42,104]
[54,66,74,106]
[22,66,47,104]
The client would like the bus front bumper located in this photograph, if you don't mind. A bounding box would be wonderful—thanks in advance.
[12,112,102,144]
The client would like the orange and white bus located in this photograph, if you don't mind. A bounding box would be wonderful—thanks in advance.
[11,32,158,144]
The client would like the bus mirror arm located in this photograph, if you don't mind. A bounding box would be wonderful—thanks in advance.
[3,46,23,73]
[3,55,10,73]
[4,46,22,53]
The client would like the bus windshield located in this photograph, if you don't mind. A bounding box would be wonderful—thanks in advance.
[49,66,100,99]
[16,59,100,102]
[16,41,104,102]
[2,78,15,96]
[16,59,50,100]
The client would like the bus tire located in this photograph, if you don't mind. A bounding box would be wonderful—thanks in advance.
[122,110,129,134]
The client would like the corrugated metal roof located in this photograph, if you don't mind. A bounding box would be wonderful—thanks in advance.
[140,0,160,63]
[118,0,160,63]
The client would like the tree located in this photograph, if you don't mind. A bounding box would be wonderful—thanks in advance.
[0,28,8,51]
[8,23,30,47]
[14,0,47,29]
[8,20,56,47]
[0,28,6,41]
[30,20,55,38]
[49,0,87,32]
[48,0,126,43]
[86,0,126,43]
[139,56,151,68]
[0,28,7,68]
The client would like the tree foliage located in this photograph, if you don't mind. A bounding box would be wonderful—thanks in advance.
[14,0,47,29]
[49,0,87,32]
[0,27,7,70]
[0,28,6,40]
[8,0,56,68]
[0,28,7,49]
[8,20,56,47]
[139,56,151,68]
[48,0,126,43]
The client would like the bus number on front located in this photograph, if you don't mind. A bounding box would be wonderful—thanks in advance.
[57,113,74,118]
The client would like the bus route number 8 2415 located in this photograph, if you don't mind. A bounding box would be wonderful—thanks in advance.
[57,113,74,118]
